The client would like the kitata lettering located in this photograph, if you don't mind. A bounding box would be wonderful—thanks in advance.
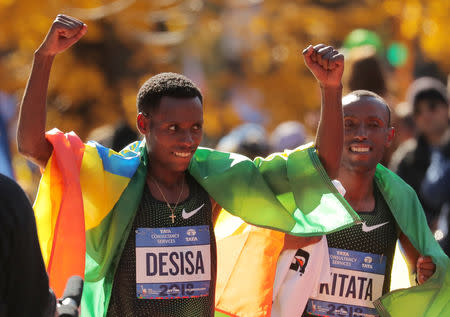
[319,273,373,301]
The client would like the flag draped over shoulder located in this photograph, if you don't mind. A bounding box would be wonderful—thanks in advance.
[213,165,450,317]
[34,130,358,316]
[34,131,86,297]
[190,145,360,236]
[34,129,143,298]
[372,166,450,317]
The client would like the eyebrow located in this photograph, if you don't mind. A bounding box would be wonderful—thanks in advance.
[161,120,204,124]
[343,115,387,123]
[367,116,384,121]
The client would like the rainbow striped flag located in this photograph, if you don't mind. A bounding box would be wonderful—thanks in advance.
[34,129,359,316]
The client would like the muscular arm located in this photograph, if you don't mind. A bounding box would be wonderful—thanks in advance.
[303,44,344,179]
[315,85,343,179]
[17,53,55,168]
[398,232,436,285]
[17,14,87,169]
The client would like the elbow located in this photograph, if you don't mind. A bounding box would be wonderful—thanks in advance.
[17,131,36,158]
[17,141,37,161]
[17,136,51,169]
[17,137,30,157]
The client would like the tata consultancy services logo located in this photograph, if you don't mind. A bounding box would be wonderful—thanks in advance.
[186,229,197,236]
[289,249,310,275]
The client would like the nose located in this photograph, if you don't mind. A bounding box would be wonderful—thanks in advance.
[179,130,194,146]
[354,124,368,141]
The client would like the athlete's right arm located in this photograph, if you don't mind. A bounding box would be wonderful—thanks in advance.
[17,14,87,169]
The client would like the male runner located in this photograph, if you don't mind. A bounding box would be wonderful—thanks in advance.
[301,90,442,316]
[214,91,449,317]
[17,14,351,317]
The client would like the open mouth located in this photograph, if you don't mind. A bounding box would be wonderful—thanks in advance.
[349,145,370,153]
[174,151,192,158]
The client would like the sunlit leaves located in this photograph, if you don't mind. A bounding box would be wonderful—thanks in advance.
[0,0,448,142]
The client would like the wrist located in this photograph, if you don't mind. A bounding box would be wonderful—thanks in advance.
[319,83,343,90]
[34,48,57,60]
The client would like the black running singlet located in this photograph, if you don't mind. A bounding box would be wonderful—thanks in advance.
[107,174,216,317]
[304,183,399,317]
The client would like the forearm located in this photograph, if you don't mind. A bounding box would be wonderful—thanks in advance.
[17,52,54,168]
[398,232,419,274]
[315,84,343,179]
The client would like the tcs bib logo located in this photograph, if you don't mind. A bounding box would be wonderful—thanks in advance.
[289,249,310,275]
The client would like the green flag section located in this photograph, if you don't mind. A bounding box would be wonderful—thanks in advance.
[373,165,450,317]
[190,144,360,236]
[215,310,236,317]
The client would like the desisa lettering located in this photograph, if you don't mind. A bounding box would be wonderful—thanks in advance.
[146,251,205,277]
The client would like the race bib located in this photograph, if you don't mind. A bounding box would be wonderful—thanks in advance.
[306,248,386,317]
[135,226,211,299]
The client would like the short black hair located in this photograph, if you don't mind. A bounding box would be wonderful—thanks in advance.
[137,72,203,114]
[344,90,392,126]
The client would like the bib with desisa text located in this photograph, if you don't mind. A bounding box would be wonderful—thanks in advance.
[135,225,211,299]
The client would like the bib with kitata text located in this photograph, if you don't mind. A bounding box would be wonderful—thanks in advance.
[306,248,386,317]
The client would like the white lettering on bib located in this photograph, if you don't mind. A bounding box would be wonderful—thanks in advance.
[135,226,211,299]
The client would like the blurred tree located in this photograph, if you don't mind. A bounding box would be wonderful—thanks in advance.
[0,0,448,143]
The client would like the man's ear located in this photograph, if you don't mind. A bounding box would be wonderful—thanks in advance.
[386,127,395,147]
[137,113,149,134]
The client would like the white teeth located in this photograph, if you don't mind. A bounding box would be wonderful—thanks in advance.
[350,146,369,153]
[174,152,190,157]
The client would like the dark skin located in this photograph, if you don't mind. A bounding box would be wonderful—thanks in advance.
[136,96,223,223]
[284,95,436,284]
[338,94,435,285]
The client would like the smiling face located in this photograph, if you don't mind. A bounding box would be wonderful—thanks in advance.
[341,94,394,173]
[137,96,203,173]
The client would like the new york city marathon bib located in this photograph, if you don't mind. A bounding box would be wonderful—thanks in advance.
[306,248,386,317]
[135,225,211,299]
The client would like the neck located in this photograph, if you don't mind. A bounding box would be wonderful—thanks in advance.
[147,167,186,188]
[338,167,375,211]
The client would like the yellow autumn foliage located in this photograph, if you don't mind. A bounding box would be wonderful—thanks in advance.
[0,0,448,143]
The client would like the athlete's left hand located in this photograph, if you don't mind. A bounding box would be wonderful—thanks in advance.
[416,256,436,284]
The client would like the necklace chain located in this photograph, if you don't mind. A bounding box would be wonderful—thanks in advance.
[150,177,185,224]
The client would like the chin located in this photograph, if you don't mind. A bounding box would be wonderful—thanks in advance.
[343,158,372,171]
[353,161,377,171]
[172,162,191,173]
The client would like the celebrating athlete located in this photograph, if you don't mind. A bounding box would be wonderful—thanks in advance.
[18,14,351,316]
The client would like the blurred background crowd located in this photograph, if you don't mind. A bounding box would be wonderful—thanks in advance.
[1,0,449,263]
